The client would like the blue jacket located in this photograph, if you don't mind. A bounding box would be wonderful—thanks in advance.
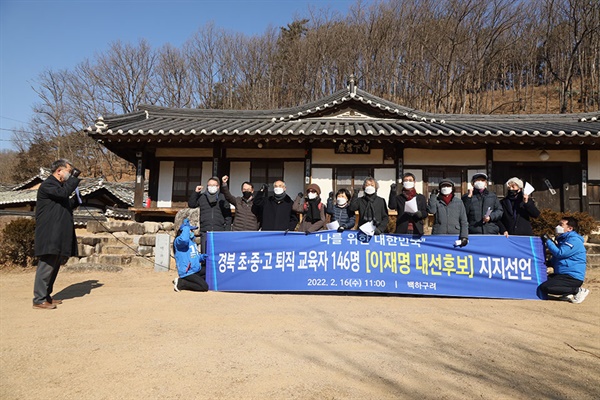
[545,230,587,281]
[173,225,206,278]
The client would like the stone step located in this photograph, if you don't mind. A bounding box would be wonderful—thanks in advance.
[100,245,139,255]
[584,243,600,254]
[78,234,138,247]
[88,254,133,266]
[587,253,600,268]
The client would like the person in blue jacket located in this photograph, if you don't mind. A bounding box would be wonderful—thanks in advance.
[172,219,208,292]
[539,217,589,303]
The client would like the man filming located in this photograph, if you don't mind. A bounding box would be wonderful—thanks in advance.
[32,159,81,309]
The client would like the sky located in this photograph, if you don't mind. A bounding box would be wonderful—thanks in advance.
[0,0,361,151]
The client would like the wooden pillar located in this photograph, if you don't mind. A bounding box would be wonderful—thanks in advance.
[212,143,222,178]
[304,147,312,188]
[134,150,145,208]
[486,147,494,184]
[581,148,588,213]
[395,143,404,187]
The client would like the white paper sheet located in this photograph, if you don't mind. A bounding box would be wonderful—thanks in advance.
[359,221,376,236]
[404,197,418,213]
[484,207,492,218]
[326,220,340,230]
[523,182,535,195]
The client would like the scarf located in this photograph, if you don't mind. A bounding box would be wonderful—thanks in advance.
[363,193,377,223]
[505,192,521,223]
[273,192,287,202]
[305,198,321,223]
[403,188,417,201]
[205,192,219,205]
[441,193,453,206]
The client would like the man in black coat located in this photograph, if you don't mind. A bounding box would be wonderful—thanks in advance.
[252,180,299,231]
[188,177,232,252]
[33,159,81,309]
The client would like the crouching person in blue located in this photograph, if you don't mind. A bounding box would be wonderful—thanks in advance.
[539,217,589,303]
[172,219,208,292]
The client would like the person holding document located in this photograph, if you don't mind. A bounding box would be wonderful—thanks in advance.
[325,188,356,232]
[497,177,540,237]
[389,173,427,235]
[349,177,389,235]
[462,173,503,234]
[427,179,469,246]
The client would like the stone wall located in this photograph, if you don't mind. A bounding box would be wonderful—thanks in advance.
[68,220,177,268]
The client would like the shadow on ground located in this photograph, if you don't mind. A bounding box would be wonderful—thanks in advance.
[53,280,103,301]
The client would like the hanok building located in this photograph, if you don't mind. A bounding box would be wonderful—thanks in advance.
[86,81,600,220]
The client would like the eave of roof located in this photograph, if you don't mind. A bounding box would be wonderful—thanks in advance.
[85,87,600,143]
[0,178,136,206]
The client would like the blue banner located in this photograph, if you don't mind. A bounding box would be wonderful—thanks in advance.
[206,231,546,300]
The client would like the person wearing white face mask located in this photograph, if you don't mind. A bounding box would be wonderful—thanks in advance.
[188,177,232,251]
[349,177,389,235]
[427,179,469,246]
[293,183,326,233]
[462,173,503,234]
[325,188,356,232]
[389,173,428,235]
[253,180,299,231]
[539,217,589,303]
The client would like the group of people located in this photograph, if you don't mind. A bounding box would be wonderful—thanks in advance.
[30,159,590,305]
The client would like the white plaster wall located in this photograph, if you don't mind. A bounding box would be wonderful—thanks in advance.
[312,148,384,164]
[284,162,304,198]
[155,148,213,157]
[589,150,600,180]
[374,168,396,206]
[227,148,304,158]
[494,149,580,162]
[228,161,251,197]
[404,149,486,166]
[157,161,174,207]
[201,161,213,185]
[312,168,333,200]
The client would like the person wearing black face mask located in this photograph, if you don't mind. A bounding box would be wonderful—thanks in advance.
[220,175,260,231]
[497,177,540,237]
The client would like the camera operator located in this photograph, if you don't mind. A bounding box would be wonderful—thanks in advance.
[32,159,81,309]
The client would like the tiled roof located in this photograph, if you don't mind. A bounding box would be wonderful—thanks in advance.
[0,177,136,207]
[86,87,600,144]
[11,168,51,191]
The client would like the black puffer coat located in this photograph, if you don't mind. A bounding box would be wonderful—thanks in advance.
[461,189,503,234]
[188,191,232,232]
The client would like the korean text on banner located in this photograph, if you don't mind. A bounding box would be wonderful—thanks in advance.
[206,231,546,300]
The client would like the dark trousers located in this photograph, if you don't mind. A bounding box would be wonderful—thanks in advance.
[538,273,583,297]
[33,254,62,304]
[177,270,208,292]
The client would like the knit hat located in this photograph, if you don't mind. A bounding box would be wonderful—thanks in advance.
[439,179,455,188]
[505,177,523,189]
[471,173,488,183]
[306,183,321,196]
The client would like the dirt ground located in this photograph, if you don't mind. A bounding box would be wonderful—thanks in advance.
[1,265,599,400]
